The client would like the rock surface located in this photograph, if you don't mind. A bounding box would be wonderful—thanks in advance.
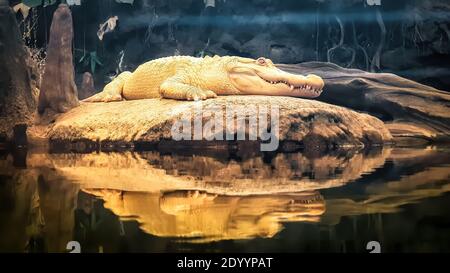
[279,62,450,142]
[45,96,392,150]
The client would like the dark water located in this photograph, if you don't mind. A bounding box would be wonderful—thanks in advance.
[0,146,449,253]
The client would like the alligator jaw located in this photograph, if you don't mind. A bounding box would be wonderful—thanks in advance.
[260,77,324,97]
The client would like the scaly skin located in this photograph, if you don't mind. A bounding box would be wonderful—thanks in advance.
[84,55,325,102]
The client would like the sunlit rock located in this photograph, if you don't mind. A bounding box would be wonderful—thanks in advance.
[45,96,392,150]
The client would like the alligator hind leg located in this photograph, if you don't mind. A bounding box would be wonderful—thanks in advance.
[160,76,217,101]
[83,71,132,102]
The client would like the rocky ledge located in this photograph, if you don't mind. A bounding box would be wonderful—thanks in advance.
[40,95,392,151]
[280,62,450,143]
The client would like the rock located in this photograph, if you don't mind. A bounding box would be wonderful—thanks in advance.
[45,95,392,150]
[278,62,450,142]
[78,72,96,100]
[38,4,79,114]
[0,4,37,140]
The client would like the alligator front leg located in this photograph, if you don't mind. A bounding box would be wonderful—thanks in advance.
[160,76,217,101]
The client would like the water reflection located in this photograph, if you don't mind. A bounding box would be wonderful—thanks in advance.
[83,189,325,242]
[25,148,390,194]
[326,149,450,218]
[0,170,78,252]
[0,146,449,252]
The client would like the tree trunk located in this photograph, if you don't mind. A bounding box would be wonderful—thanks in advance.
[78,72,96,100]
[38,4,79,114]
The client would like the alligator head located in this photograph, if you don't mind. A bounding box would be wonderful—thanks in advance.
[226,56,325,98]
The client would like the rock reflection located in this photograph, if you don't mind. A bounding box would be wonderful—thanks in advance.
[26,148,390,194]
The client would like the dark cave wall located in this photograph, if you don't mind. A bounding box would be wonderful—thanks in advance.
[8,0,450,91]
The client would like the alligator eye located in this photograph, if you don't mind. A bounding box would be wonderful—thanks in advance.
[256,57,267,66]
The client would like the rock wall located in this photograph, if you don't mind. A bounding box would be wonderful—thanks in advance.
[0,2,37,141]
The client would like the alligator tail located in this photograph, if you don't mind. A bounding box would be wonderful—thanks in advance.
[83,71,132,102]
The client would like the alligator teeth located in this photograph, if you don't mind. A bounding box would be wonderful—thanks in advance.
[290,84,294,90]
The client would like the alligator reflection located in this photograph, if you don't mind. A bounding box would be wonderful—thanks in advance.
[84,189,325,242]
[0,146,449,252]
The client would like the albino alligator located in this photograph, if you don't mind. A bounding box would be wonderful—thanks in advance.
[84,55,325,102]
